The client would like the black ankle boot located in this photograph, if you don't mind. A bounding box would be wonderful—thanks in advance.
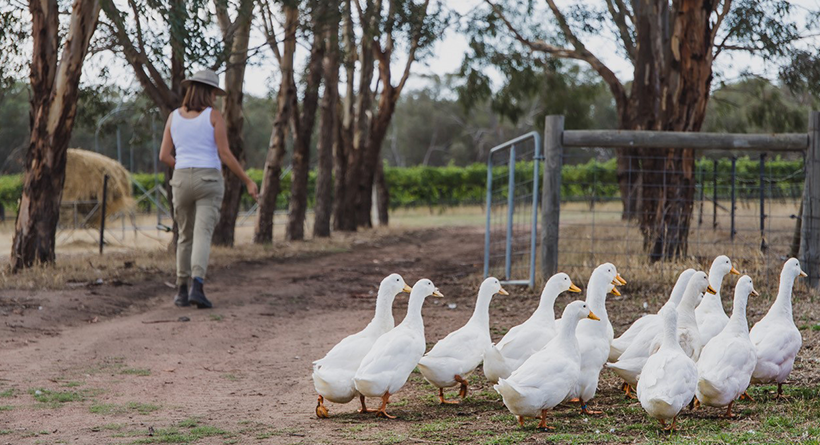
[174,283,190,307]
[188,278,213,309]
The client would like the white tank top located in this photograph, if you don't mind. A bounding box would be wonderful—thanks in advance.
[170,107,221,170]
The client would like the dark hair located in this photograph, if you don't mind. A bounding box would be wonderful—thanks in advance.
[182,82,215,112]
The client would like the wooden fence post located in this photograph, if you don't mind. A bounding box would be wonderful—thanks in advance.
[541,115,564,280]
[801,111,820,289]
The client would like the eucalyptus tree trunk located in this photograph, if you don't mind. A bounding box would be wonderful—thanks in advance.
[286,0,327,241]
[254,5,297,244]
[212,0,254,247]
[333,0,357,232]
[11,0,102,271]
[313,0,342,238]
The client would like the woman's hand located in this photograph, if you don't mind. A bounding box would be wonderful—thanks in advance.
[245,179,259,201]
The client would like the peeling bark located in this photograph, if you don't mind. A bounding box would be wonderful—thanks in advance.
[12,0,102,271]
[254,5,297,244]
[212,0,254,247]
[314,1,342,238]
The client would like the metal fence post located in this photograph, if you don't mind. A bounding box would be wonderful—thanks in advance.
[801,111,820,289]
[731,157,737,241]
[541,115,564,280]
[100,174,109,255]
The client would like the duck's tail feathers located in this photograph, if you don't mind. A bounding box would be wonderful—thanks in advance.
[493,378,522,400]
[483,345,512,384]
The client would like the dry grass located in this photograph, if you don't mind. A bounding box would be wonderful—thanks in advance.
[556,200,809,297]
[0,225,405,290]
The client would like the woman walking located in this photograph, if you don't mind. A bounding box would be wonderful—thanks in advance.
[159,69,258,309]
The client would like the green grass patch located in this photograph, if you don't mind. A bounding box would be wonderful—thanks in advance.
[0,430,10,435]
[29,388,99,406]
[0,405,12,411]
[482,431,529,445]
[221,374,239,381]
[121,368,151,376]
[209,314,223,321]
[128,419,232,444]
[90,402,160,415]
[0,388,15,398]
[60,381,84,388]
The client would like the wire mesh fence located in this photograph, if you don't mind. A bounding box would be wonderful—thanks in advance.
[558,150,807,296]
[484,132,541,287]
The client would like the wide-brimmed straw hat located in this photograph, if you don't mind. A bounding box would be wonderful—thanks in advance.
[181,69,226,96]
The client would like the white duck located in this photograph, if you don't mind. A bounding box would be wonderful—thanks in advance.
[312,273,411,417]
[636,302,698,431]
[483,273,581,384]
[609,269,696,362]
[566,263,624,414]
[417,277,508,404]
[696,255,740,345]
[494,300,600,429]
[353,279,442,418]
[608,272,714,392]
[696,275,759,418]
[750,258,806,397]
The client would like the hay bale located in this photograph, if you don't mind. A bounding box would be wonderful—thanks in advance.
[60,149,133,228]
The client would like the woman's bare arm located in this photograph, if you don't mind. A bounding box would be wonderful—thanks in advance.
[212,108,259,200]
[159,113,176,169]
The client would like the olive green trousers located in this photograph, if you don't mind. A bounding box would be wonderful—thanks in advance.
[170,168,224,285]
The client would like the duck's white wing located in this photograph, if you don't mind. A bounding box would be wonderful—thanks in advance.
[749,323,801,379]
[698,336,757,385]
[314,330,377,369]
[496,325,555,365]
[610,314,656,361]
[495,322,531,349]
[357,329,422,381]
[639,352,697,408]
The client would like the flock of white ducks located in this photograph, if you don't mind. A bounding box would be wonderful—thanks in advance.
[311,257,807,431]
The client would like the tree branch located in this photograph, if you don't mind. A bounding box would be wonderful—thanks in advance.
[541,0,628,113]
[483,0,578,58]
[605,0,635,61]
[259,0,282,64]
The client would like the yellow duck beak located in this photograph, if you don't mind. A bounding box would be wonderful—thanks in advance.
[498,287,510,296]
[611,274,627,286]
[588,311,601,321]
[706,285,717,295]
[730,266,740,275]
[403,284,413,293]
[433,290,444,298]
[568,283,582,293]
[800,270,808,278]
[750,289,760,297]
[611,287,621,297]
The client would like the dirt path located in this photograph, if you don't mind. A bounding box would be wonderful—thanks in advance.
[3,225,820,444]
[0,226,490,444]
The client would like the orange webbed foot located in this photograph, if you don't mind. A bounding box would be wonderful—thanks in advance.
[315,396,329,418]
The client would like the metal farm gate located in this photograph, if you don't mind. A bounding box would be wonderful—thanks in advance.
[483,131,542,287]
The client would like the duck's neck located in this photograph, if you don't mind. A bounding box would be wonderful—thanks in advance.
[372,288,396,326]
[668,274,690,307]
[467,289,494,327]
[659,315,681,352]
[585,278,609,322]
[727,291,749,334]
[770,273,796,319]
[677,288,700,326]
[531,286,558,321]
[401,292,426,328]
[704,268,726,307]
[557,314,582,343]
